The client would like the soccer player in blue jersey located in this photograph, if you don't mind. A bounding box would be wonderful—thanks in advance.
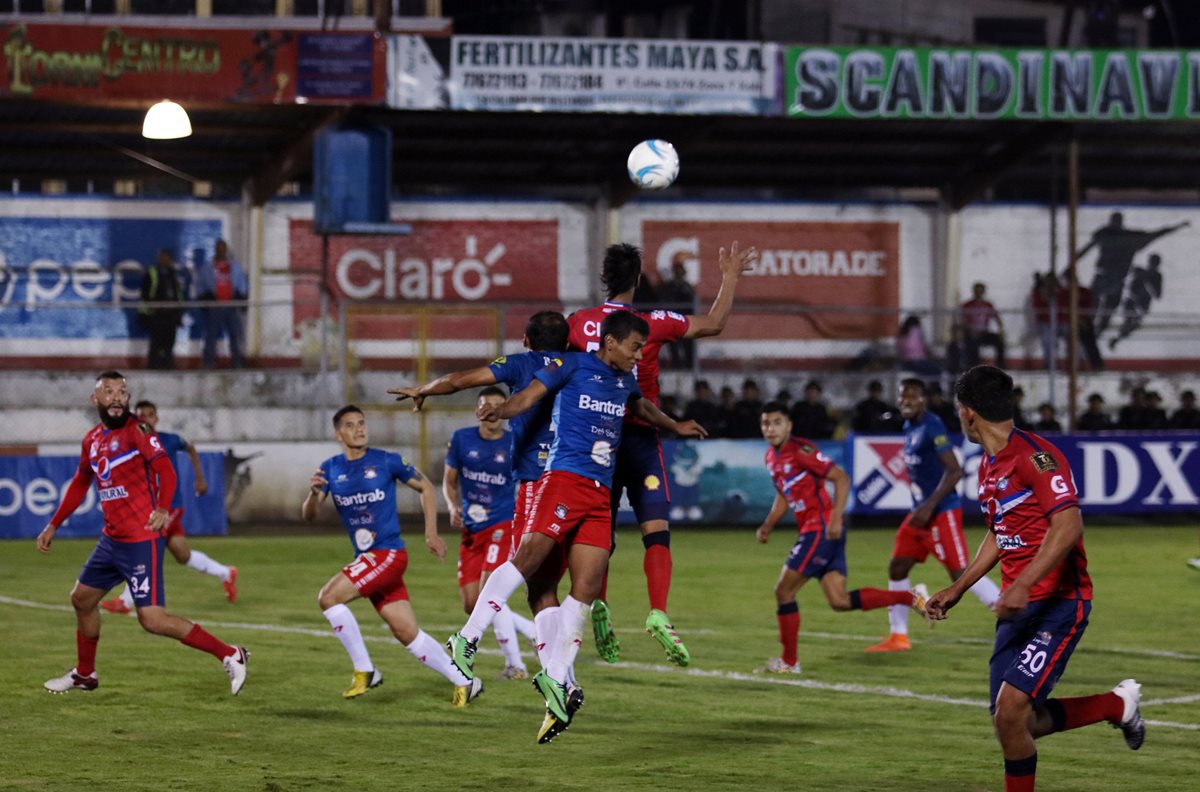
[101,401,237,614]
[302,405,481,705]
[865,379,1000,652]
[449,311,707,743]
[444,385,537,679]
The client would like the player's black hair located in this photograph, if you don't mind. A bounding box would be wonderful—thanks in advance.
[599,309,650,344]
[332,404,364,428]
[478,385,508,400]
[134,400,157,411]
[760,401,789,418]
[954,365,1014,422]
[600,243,643,299]
[96,370,125,382]
[899,377,926,394]
[524,310,569,352]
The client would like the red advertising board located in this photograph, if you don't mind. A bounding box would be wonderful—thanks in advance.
[641,220,900,339]
[0,22,385,103]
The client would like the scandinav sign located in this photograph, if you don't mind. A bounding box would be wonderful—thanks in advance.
[787,46,1200,122]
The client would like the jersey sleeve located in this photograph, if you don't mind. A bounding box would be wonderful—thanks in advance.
[134,422,167,463]
[487,355,519,388]
[1021,446,1079,518]
[928,416,953,455]
[445,433,461,470]
[649,309,690,343]
[796,441,835,477]
[387,452,417,485]
[533,353,574,393]
[318,458,333,494]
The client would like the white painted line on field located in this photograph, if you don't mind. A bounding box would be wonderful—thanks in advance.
[3,594,1196,731]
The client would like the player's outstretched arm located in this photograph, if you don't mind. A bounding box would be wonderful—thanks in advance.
[405,467,446,561]
[994,506,1082,620]
[683,240,758,340]
[38,465,94,554]
[825,465,850,541]
[631,397,709,439]
[927,531,1000,620]
[755,491,789,543]
[301,469,327,522]
[484,380,548,421]
[388,366,497,412]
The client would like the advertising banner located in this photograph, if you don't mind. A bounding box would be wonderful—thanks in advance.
[0,452,227,539]
[851,433,1200,515]
[787,45,1200,121]
[0,22,385,103]
[640,219,900,339]
[449,35,777,114]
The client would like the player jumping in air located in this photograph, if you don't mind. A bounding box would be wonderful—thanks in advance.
[865,379,1000,652]
[447,311,707,743]
[567,240,756,666]
[102,400,238,614]
[926,366,1144,792]
[755,402,929,674]
[302,405,481,705]
[444,386,537,679]
[38,371,249,695]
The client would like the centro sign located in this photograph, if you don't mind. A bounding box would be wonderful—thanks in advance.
[335,235,513,301]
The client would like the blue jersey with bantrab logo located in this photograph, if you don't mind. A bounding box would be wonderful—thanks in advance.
[903,411,960,514]
[535,351,642,488]
[319,448,415,555]
[156,431,189,509]
[446,426,515,533]
[489,350,563,482]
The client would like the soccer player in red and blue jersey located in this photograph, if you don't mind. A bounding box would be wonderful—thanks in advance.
[102,400,237,614]
[866,378,1000,652]
[567,240,755,666]
[37,371,248,695]
[444,385,535,678]
[302,405,481,705]
[927,366,1144,792]
[755,402,927,674]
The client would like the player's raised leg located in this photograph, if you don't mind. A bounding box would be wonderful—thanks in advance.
[377,598,481,707]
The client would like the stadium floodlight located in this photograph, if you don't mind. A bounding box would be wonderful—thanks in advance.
[142,100,192,140]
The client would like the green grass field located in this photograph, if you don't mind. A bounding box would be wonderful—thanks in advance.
[1,525,1197,792]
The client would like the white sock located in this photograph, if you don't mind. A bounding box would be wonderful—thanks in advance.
[120,585,134,609]
[493,606,526,670]
[969,575,1001,607]
[534,607,559,670]
[888,578,910,636]
[405,629,469,686]
[462,562,525,642]
[510,610,537,641]
[186,550,231,580]
[547,596,589,686]
[322,604,373,672]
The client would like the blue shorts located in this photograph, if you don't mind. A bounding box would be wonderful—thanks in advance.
[785,531,848,579]
[989,597,1091,712]
[78,534,167,608]
[609,424,670,525]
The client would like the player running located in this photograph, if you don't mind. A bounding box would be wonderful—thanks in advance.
[755,402,928,674]
[926,366,1144,792]
[446,311,706,743]
[444,385,537,679]
[37,371,249,695]
[865,379,1000,652]
[102,400,237,615]
[302,405,481,705]
[567,240,756,667]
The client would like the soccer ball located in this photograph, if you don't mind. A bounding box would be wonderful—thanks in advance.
[627,139,680,190]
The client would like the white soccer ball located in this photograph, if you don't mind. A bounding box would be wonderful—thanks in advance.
[627,139,680,190]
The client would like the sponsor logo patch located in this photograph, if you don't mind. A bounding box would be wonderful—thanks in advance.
[995,533,1027,550]
[1030,451,1058,473]
[644,475,661,491]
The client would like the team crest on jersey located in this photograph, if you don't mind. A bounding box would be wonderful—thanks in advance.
[616,377,626,389]
[782,463,791,473]
[337,474,348,482]
[468,449,479,458]
[555,503,569,519]
[644,475,661,491]
[363,467,378,479]
[491,528,504,542]
[494,452,506,463]
[997,477,1010,491]
[109,439,120,451]
[1030,452,1058,473]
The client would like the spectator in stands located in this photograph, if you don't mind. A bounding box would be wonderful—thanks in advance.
[1118,387,1150,430]
[944,322,966,375]
[632,263,659,309]
[1077,393,1115,432]
[658,255,696,370]
[1145,391,1169,430]
[926,382,961,433]
[196,239,248,369]
[1065,270,1105,371]
[139,249,185,370]
[774,389,794,412]
[1033,402,1063,433]
[896,315,940,375]
[1012,386,1032,430]
[684,379,722,433]
[728,379,765,438]
[961,281,1006,367]
[789,380,836,439]
[852,380,899,434]
[1170,390,1200,429]
[1031,272,1060,369]
[717,385,738,438]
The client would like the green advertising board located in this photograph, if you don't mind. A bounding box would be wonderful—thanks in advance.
[785,45,1200,121]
